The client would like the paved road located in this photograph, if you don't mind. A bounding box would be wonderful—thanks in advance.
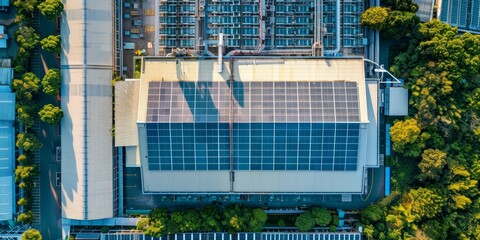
[33,13,62,240]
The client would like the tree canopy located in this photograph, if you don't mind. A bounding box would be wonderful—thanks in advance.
[16,133,42,152]
[22,228,42,240]
[363,19,480,239]
[11,72,40,102]
[38,104,63,125]
[390,119,429,157]
[13,0,38,17]
[15,165,38,183]
[18,210,34,224]
[38,0,64,20]
[418,149,447,180]
[382,0,418,12]
[310,207,332,227]
[40,35,61,53]
[41,69,61,96]
[138,204,268,237]
[16,104,37,129]
[14,26,40,61]
[360,7,389,31]
[295,212,316,232]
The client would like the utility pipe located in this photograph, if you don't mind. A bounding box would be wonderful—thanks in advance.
[323,0,341,55]
[218,33,224,73]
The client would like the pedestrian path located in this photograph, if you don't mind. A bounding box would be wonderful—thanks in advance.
[31,120,41,225]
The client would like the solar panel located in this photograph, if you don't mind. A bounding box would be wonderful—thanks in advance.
[145,81,361,171]
[146,81,360,123]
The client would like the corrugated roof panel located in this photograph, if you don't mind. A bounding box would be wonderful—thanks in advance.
[0,91,15,121]
[0,102,15,221]
[450,0,459,25]
[440,0,450,22]
[459,0,468,27]
[471,0,480,30]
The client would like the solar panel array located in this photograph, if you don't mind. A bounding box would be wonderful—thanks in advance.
[145,81,361,172]
[146,81,360,123]
[146,123,360,171]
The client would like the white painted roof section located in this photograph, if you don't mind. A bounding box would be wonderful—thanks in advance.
[387,87,409,116]
[234,171,363,193]
[137,58,368,123]
[61,0,113,220]
[115,80,140,147]
[365,81,379,167]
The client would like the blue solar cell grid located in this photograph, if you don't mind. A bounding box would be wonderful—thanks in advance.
[145,81,361,172]
[146,123,359,171]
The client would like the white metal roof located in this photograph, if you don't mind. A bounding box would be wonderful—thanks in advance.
[365,81,379,167]
[386,87,409,116]
[60,0,113,220]
[127,58,374,194]
[0,91,15,221]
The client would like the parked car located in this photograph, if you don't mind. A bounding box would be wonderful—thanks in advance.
[56,147,61,162]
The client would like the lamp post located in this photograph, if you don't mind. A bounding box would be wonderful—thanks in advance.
[363,58,402,84]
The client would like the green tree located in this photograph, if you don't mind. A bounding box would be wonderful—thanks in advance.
[11,72,40,102]
[382,11,419,39]
[17,154,29,165]
[408,187,445,220]
[40,35,61,53]
[17,198,28,206]
[360,7,389,31]
[249,208,267,232]
[420,220,447,240]
[418,149,447,180]
[199,204,222,232]
[360,205,384,225]
[310,207,331,226]
[18,210,34,224]
[38,0,64,20]
[15,165,38,182]
[390,119,429,157]
[16,133,43,151]
[382,0,418,12]
[22,228,42,240]
[15,26,40,53]
[136,218,150,231]
[38,104,63,125]
[295,212,315,232]
[41,69,61,96]
[13,0,38,16]
[16,103,37,129]
[223,204,248,233]
[138,208,169,237]
[363,224,375,240]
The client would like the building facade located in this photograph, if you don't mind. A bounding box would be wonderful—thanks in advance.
[438,0,480,33]
[158,0,364,56]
